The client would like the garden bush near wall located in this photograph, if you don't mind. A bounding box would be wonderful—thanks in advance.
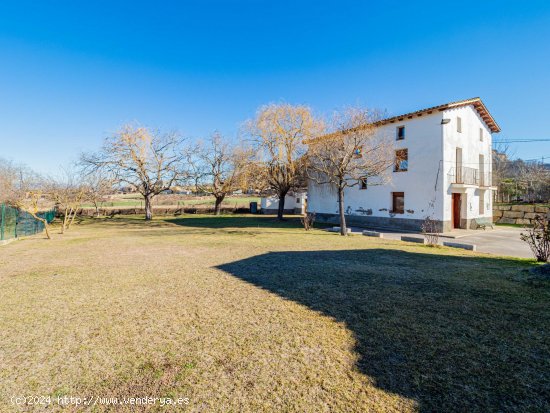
[0,204,55,241]
[493,204,550,225]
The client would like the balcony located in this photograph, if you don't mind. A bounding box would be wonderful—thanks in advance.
[478,171,493,187]
[448,167,494,188]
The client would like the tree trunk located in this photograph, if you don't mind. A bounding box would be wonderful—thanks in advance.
[61,207,69,234]
[29,212,51,240]
[338,186,347,236]
[214,195,225,216]
[43,221,51,239]
[277,191,288,221]
[68,207,79,229]
[144,194,153,220]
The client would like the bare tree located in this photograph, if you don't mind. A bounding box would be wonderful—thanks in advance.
[0,158,18,203]
[492,144,513,202]
[3,165,53,239]
[237,159,270,195]
[300,211,316,231]
[421,216,440,246]
[82,171,114,217]
[81,125,191,220]
[193,133,248,215]
[521,215,550,262]
[51,169,87,233]
[306,108,394,236]
[246,103,322,220]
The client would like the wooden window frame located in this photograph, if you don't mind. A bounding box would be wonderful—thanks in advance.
[394,149,408,172]
[396,126,405,140]
[392,192,405,214]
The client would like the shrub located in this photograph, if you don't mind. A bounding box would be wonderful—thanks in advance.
[301,212,316,231]
[421,216,440,246]
[520,214,550,262]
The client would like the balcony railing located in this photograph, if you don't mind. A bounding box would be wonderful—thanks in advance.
[449,166,478,185]
[448,167,493,187]
[478,171,493,187]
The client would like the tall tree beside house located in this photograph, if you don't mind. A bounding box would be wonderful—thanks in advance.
[193,133,249,215]
[246,103,322,220]
[80,125,191,220]
[306,108,395,236]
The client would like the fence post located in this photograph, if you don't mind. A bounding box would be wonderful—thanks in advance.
[1,204,4,241]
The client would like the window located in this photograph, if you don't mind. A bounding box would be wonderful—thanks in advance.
[457,117,462,133]
[396,126,405,140]
[359,177,367,190]
[479,128,483,142]
[479,154,485,186]
[479,192,485,215]
[296,198,300,203]
[394,149,408,172]
[353,146,363,158]
[392,192,404,214]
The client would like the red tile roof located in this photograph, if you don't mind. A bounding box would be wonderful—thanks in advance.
[376,97,500,133]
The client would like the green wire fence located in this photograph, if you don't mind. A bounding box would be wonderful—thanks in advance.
[0,204,56,241]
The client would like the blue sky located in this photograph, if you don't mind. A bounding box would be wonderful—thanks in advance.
[1,0,549,174]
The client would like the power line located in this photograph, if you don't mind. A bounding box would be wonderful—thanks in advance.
[493,139,550,143]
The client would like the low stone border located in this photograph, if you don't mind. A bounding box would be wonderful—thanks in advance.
[327,227,352,234]
[363,230,383,238]
[443,241,476,251]
[400,236,426,244]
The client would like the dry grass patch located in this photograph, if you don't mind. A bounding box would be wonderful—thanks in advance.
[0,215,548,412]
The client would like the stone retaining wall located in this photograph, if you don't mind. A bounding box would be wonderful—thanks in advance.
[493,204,549,225]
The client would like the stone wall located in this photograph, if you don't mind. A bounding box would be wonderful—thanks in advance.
[493,204,549,225]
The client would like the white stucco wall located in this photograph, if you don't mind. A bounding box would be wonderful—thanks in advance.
[261,192,306,213]
[308,111,445,222]
[442,105,494,223]
[307,103,496,229]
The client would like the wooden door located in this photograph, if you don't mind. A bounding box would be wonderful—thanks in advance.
[452,193,461,229]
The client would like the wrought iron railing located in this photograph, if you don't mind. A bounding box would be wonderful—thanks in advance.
[447,167,493,186]
[478,171,493,187]
[448,166,478,185]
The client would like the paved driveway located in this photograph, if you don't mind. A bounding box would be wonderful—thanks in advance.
[350,226,532,259]
[447,227,531,258]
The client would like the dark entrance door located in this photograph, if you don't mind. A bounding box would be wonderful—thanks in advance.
[452,193,461,229]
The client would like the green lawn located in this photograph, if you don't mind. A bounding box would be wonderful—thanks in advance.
[0,215,548,412]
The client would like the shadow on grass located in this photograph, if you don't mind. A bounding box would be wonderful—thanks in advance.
[165,214,303,230]
[217,249,549,412]
[72,215,311,238]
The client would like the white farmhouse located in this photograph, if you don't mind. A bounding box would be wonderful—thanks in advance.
[307,98,500,232]
[261,192,307,215]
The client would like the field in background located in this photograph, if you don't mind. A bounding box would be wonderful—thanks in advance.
[81,194,261,209]
[0,215,548,412]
